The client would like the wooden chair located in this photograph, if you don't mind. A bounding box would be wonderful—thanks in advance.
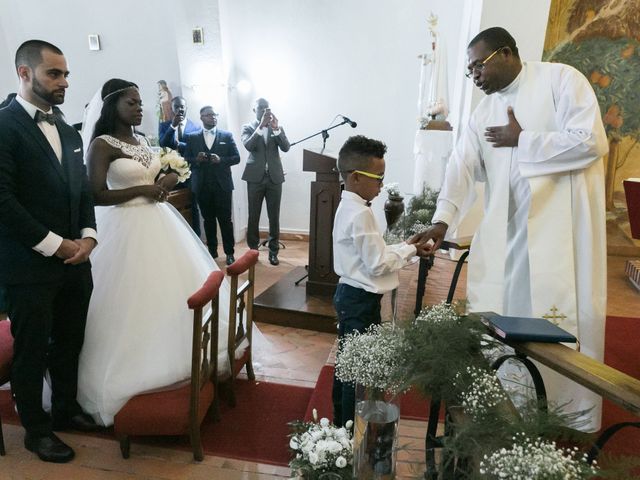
[225,249,259,405]
[0,319,13,456]
[113,270,225,461]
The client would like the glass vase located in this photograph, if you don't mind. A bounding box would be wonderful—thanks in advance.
[353,385,400,479]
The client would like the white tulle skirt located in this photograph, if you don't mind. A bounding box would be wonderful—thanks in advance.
[77,198,249,426]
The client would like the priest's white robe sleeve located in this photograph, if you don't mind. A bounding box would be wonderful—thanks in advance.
[517,65,608,178]
[432,115,485,230]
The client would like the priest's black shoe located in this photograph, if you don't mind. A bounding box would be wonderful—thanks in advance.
[226,254,235,266]
[52,412,102,432]
[268,253,279,266]
[24,432,75,463]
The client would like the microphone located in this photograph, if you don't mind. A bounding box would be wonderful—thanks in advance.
[340,115,357,128]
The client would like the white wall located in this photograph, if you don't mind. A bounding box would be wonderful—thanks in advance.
[0,0,181,135]
[218,0,467,233]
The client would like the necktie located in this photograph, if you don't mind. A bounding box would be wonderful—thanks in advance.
[177,124,184,142]
[35,110,57,125]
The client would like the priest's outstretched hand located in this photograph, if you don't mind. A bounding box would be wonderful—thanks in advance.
[409,222,448,256]
[485,106,522,147]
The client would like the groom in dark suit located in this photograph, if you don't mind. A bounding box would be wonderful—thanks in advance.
[0,40,99,463]
[184,106,240,265]
[241,98,290,265]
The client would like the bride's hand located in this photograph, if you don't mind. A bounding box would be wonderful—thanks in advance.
[141,185,169,202]
[156,173,178,191]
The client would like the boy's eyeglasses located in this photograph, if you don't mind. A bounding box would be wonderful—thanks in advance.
[465,47,504,78]
[340,169,385,184]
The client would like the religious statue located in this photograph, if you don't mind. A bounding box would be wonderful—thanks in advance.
[417,13,451,131]
[157,80,173,123]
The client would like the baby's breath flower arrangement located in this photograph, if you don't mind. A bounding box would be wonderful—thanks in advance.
[334,323,406,395]
[479,433,598,480]
[289,409,354,480]
[454,366,508,421]
[158,147,191,183]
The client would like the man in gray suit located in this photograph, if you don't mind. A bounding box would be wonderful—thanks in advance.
[241,98,290,265]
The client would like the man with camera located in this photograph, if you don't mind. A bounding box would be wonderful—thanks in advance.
[184,106,240,265]
[241,98,290,266]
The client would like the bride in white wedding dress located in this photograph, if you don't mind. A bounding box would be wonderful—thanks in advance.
[77,79,247,426]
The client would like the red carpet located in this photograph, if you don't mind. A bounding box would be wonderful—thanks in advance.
[0,379,312,466]
[602,316,640,457]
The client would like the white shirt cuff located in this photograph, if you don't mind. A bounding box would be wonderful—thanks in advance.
[432,200,457,227]
[272,128,282,135]
[33,231,63,257]
[81,228,98,243]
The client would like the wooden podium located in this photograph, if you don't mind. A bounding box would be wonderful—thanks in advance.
[303,149,341,296]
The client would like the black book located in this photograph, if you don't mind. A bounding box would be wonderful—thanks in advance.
[472,311,577,343]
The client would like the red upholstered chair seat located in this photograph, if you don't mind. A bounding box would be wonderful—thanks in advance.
[115,380,214,436]
[0,319,13,456]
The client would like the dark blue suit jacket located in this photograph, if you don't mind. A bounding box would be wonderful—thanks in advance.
[184,129,240,195]
[0,100,96,284]
[159,118,200,154]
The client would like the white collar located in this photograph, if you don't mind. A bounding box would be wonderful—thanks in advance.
[16,94,53,118]
[341,190,371,207]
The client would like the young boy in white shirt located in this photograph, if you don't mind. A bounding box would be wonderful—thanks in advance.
[332,135,428,426]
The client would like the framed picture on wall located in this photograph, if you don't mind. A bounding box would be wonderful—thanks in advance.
[192,28,204,45]
[88,34,101,51]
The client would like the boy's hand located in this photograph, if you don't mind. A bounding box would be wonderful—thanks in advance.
[414,241,432,258]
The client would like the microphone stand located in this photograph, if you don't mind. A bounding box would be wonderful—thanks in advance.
[290,118,351,151]
[290,118,351,285]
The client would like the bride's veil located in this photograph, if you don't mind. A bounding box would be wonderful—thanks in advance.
[80,87,104,154]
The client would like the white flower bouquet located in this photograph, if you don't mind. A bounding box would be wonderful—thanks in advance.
[289,409,354,480]
[334,323,405,395]
[383,182,401,197]
[158,147,191,183]
[479,433,598,479]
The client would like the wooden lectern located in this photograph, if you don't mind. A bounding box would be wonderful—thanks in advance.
[303,149,341,296]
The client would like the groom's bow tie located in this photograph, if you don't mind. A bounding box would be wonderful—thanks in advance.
[34,110,58,125]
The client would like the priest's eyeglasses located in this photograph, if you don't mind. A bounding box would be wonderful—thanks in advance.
[465,47,504,78]
[341,169,385,184]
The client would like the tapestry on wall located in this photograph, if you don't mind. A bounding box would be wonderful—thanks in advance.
[543,0,640,255]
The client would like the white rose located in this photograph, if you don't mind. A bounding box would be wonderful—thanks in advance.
[320,417,330,427]
[335,456,347,468]
[308,452,319,465]
[328,441,342,454]
[289,437,299,450]
[345,420,353,430]
[335,427,347,438]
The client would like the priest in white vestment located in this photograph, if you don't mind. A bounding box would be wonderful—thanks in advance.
[416,27,608,430]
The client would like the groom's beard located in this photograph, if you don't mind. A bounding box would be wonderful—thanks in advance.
[32,76,65,106]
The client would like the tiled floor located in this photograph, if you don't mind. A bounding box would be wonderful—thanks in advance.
[1,240,638,479]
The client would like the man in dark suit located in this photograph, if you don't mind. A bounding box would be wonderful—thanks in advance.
[184,106,240,265]
[0,40,100,463]
[159,96,202,236]
[241,98,290,265]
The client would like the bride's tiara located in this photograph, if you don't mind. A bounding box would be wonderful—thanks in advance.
[103,85,138,101]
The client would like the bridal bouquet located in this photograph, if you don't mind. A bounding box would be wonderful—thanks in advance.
[289,409,354,479]
[159,147,191,183]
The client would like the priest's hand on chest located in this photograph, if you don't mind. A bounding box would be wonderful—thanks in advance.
[485,106,522,148]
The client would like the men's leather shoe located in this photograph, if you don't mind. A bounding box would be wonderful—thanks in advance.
[226,254,235,266]
[268,253,279,266]
[52,412,102,432]
[24,433,75,463]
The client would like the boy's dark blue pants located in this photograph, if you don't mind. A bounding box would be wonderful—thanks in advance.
[332,283,382,427]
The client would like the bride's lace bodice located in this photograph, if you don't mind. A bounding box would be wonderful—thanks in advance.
[98,134,161,190]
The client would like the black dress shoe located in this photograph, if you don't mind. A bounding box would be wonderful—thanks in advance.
[268,253,279,266]
[225,254,235,266]
[52,412,102,432]
[24,432,75,463]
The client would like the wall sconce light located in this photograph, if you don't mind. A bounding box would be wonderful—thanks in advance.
[88,34,101,51]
